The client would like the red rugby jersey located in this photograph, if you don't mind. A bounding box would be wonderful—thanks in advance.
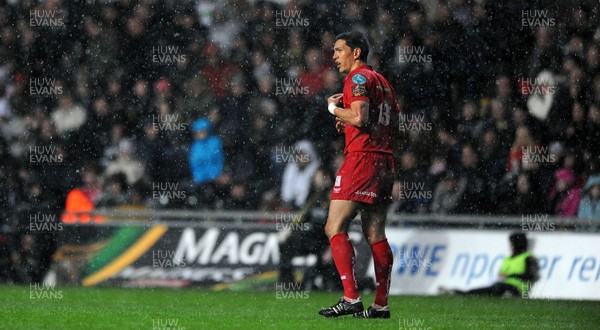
[341,64,401,154]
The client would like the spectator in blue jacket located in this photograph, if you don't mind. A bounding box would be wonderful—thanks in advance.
[578,174,600,231]
[189,118,224,185]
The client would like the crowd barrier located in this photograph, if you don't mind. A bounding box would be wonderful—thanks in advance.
[49,209,600,300]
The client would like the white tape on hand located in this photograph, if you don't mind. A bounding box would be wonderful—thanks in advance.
[328,102,337,115]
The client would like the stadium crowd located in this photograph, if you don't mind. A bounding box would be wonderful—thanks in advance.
[1,0,600,282]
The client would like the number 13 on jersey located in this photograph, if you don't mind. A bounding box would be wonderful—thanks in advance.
[377,102,391,126]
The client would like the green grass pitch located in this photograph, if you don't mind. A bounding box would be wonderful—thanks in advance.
[1,285,599,329]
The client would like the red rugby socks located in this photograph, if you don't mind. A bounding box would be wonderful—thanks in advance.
[371,238,393,307]
[330,233,359,300]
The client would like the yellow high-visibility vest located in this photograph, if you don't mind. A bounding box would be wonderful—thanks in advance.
[500,251,532,294]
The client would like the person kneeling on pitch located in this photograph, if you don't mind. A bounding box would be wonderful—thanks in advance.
[318,31,400,319]
[439,232,539,297]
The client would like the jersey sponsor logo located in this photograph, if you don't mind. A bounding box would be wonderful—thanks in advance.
[335,176,341,187]
[351,74,367,84]
[354,190,378,198]
[352,84,367,96]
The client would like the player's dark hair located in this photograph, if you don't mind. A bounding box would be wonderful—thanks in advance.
[509,232,528,254]
[335,31,370,62]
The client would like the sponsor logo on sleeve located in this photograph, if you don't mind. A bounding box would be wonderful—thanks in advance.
[351,74,367,84]
[352,84,367,97]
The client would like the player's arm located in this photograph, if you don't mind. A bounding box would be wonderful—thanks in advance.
[337,100,369,128]
[327,94,368,128]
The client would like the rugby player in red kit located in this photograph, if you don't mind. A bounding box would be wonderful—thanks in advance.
[318,31,400,319]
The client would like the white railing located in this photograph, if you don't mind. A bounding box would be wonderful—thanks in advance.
[61,208,600,231]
